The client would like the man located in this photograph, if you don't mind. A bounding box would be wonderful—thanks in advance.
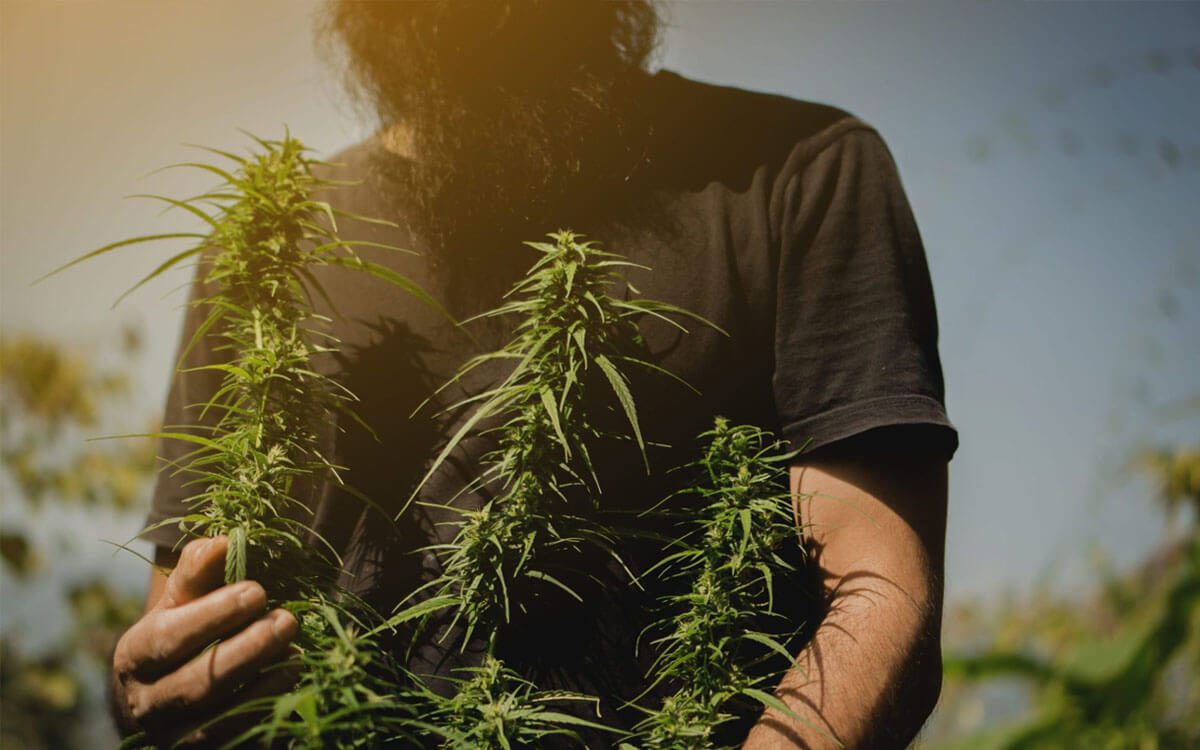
[110,1,956,747]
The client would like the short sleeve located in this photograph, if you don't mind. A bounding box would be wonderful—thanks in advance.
[773,125,958,459]
[141,252,227,549]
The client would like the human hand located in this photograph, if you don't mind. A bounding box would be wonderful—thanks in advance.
[111,536,299,747]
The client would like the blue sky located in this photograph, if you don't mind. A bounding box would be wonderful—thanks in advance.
[2,0,1197,604]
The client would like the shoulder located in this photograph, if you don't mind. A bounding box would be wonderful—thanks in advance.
[639,69,894,191]
[647,68,858,143]
[315,136,379,181]
[309,135,400,219]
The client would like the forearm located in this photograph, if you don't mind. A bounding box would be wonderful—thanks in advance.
[743,568,943,748]
[743,453,949,748]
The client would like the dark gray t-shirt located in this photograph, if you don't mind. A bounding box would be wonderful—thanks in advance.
[143,70,956,743]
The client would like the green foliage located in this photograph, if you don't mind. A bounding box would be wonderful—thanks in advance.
[631,418,806,749]
[1,331,156,516]
[58,132,441,748]
[404,232,679,639]
[1,330,150,748]
[398,231,706,746]
[1139,447,1200,514]
[137,135,405,588]
[414,656,617,748]
[1,577,144,748]
[164,134,433,747]
[223,600,415,749]
[933,445,1200,750]
[1,637,82,748]
[54,132,806,747]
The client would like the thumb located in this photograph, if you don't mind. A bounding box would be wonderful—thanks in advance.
[157,535,229,610]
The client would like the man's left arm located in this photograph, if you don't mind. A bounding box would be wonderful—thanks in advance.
[744,444,948,749]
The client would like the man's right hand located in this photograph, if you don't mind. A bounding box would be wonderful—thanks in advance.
[110,536,299,747]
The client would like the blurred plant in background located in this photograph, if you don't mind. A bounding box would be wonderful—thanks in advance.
[1,328,155,749]
[926,435,1199,749]
[1,329,154,517]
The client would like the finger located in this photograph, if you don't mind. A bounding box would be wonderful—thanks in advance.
[157,536,229,610]
[121,580,268,679]
[146,609,298,721]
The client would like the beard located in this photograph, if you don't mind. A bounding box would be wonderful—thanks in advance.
[322,0,662,313]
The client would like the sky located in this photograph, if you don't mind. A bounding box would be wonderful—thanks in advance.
[2,0,1198,619]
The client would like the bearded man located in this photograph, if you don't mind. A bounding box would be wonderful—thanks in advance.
[109,2,957,747]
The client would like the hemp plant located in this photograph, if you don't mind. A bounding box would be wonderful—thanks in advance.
[399,231,704,747]
[630,418,812,749]
[57,133,432,748]
[411,655,616,748]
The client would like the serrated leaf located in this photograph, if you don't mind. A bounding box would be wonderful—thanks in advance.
[741,630,797,665]
[594,354,646,471]
[540,387,570,460]
[35,232,208,284]
[389,595,459,625]
[225,527,247,583]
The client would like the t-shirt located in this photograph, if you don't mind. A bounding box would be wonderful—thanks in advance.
[142,69,957,744]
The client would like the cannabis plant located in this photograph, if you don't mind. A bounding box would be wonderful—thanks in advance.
[221,599,413,749]
[411,655,616,748]
[57,132,430,748]
[631,418,808,749]
[59,121,828,749]
[399,231,705,747]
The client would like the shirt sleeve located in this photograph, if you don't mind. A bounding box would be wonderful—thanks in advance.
[773,124,958,459]
[141,251,227,550]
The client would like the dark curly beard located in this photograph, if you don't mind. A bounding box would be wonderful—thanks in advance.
[321,0,662,313]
